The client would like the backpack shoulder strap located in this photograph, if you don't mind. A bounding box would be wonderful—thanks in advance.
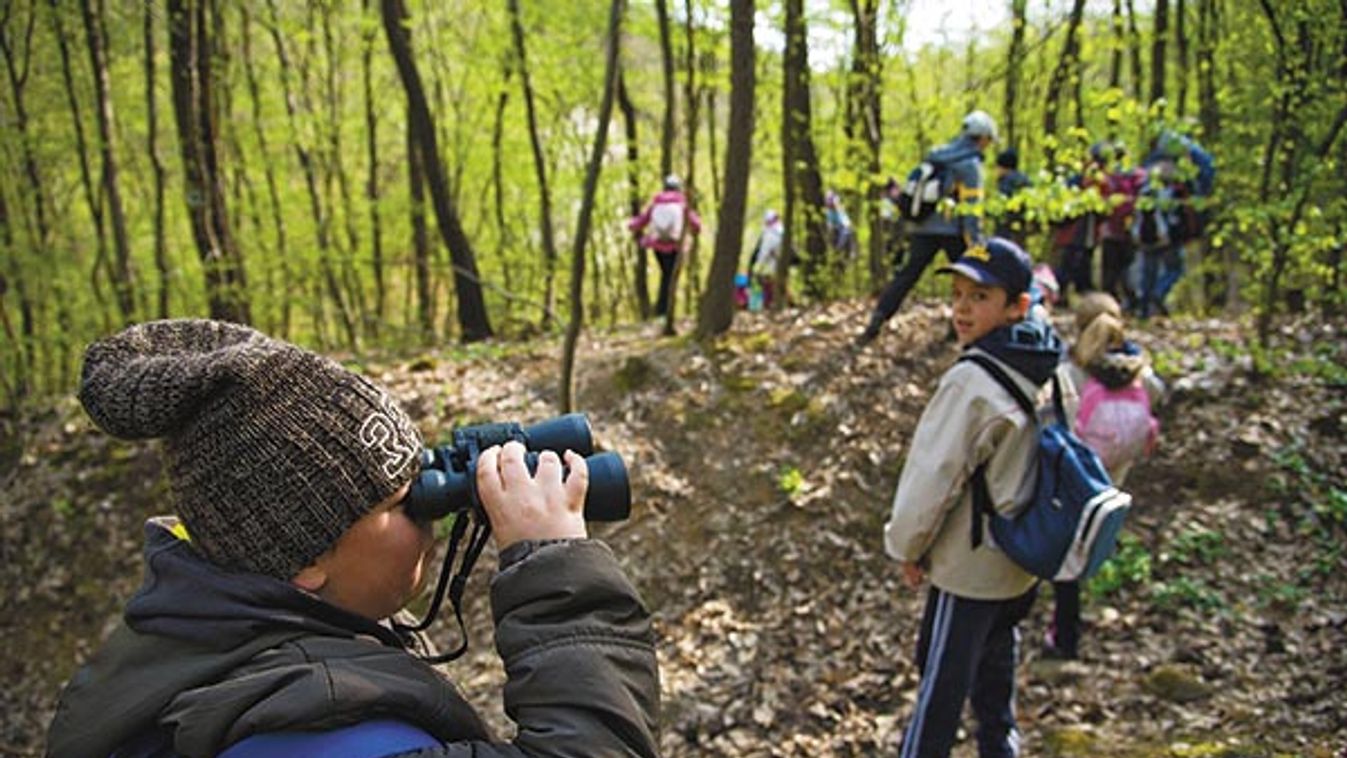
[957,353,1037,420]
[958,352,1040,550]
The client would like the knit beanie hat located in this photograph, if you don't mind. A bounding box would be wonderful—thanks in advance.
[78,319,424,580]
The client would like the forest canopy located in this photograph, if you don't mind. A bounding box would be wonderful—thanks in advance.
[1,0,1344,409]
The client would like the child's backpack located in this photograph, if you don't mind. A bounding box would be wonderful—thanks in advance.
[959,353,1133,582]
[649,200,685,242]
[1076,377,1158,474]
[897,149,976,222]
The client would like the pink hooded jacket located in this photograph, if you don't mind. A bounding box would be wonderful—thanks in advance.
[628,190,702,253]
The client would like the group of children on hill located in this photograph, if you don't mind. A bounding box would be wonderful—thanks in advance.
[1037,132,1214,318]
[54,110,1178,758]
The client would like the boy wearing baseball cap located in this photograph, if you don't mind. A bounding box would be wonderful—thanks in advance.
[883,238,1065,757]
[47,319,658,757]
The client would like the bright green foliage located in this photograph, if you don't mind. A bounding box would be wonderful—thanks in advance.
[1,0,1343,407]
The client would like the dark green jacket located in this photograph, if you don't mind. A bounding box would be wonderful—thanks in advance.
[47,519,659,757]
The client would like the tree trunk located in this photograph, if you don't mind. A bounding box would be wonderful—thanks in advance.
[655,0,675,178]
[560,0,624,412]
[80,0,134,322]
[849,0,883,287]
[408,123,435,342]
[2,3,58,390]
[1197,0,1221,141]
[665,0,699,337]
[240,7,290,335]
[1126,0,1145,102]
[145,1,171,320]
[362,0,385,332]
[1044,0,1086,146]
[167,0,251,324]
[616,72,650,319]
[695,0,754,339]
[1005,0,1027,151]
[0,185,32,402]
[507,0,559,330]
[381,0,493,342]
[1109,0,1124,90]
[263,0,353,344]
[320,8,370,340]
[1175,0,1189,118]
[1151,0,1169,106]
[48,0,112,328]
[783,0,827,300]
[490,61,514,317]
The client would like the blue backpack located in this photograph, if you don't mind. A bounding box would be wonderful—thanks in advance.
[960,353,1133,582]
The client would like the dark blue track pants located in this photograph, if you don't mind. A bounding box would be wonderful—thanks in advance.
[899,584,1038,758]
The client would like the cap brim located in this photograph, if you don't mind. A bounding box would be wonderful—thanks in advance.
[937,262,1006,289]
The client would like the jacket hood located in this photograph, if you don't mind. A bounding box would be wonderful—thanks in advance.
[970,317,1065,386]
[124,518,399,648]
[1088,340,1148,389]
[928,134,985,165]
[650,189,687,204]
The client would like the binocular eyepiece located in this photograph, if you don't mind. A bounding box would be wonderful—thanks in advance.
[404,413,631,523]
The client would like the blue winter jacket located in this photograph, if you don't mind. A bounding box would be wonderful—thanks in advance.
[911,133,988,241]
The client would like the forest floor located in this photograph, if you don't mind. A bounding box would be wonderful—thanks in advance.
[2,297,1345,757]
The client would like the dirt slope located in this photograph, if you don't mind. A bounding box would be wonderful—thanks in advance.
[2,299,1344,756]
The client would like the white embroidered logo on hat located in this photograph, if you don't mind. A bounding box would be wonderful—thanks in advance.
[360,395,419,479]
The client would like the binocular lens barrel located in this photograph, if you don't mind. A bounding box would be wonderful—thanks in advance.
[404,451,630,523]
[519,413,595,457]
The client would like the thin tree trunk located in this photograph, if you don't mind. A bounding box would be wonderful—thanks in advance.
[849,0,883,287]
[784,0,827,300]
[702,57,720,211]
[321,8,369,340]
[666,0,699,337]
[80,0,134,322]
[507,0,559,330]
[167,0,251,324]
[1109,0,1124,90]
[1,4,52,390]
[0,186,32,401]
[409,123,435,342]
[362,0,385,332]
[780,25,797,310]
[1126,0,1145,102]
[655,0,675,178]
[1176,0,1189,118]
[240,6,289,335]
[48,0,111,327]
[490,61,514,318]
[146,0,170,320]
[1005,0,1027,151]
[264,0,354,344]
[1151,0,1169,106]
[617,72,650,319]
[560,0,624,412]
[1197,0,1221,141]
[695,0,754,339]
[382,0,492,342]
[1044,0,1086,146]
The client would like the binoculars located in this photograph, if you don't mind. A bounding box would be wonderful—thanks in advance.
[404,413,631,523]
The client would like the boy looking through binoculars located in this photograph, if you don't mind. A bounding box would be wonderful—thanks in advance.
[47,319,659,758]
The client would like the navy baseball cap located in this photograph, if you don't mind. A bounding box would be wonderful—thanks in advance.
[938,237,1033,296]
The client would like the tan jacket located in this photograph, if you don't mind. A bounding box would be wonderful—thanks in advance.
[884,349,1073,600]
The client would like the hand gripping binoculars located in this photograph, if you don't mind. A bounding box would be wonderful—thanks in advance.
[403,413,631,523]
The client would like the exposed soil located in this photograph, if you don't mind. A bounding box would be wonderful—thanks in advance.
[2,298,1344,757]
